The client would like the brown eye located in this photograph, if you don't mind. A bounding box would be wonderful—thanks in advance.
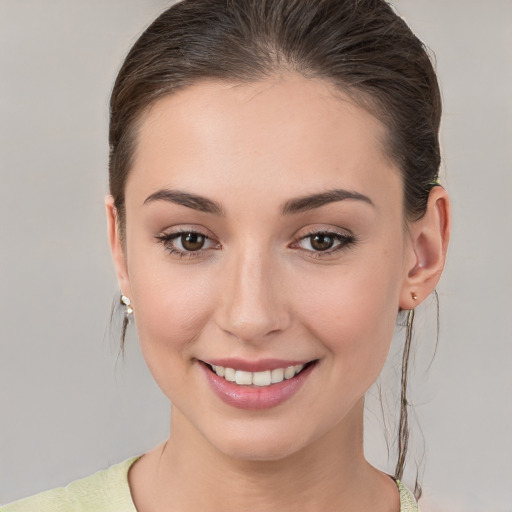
[156,229,219,258]
[181,232,206,251]
[293,230,355,257]
[310,234,334,251]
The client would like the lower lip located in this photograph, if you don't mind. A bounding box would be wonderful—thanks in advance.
[199,362,316,410]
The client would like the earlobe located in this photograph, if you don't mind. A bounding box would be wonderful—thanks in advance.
[105,195,131,297]
[399,186,451,310]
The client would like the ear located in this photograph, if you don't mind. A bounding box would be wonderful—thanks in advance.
[105,195,132,298]
[399,186,451,309]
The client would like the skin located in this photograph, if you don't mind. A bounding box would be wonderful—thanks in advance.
[107,74,450,512]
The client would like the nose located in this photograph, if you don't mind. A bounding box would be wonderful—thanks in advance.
[215,245,290,343]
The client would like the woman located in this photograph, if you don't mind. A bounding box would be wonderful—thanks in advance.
[2,0,450,510]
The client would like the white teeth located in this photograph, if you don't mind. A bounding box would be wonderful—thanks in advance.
[252,370,272,387]
[284,366,296,379]
[210,363,308,387]
[235,370,253,385]
[224,367,236,382]
[271,368,284,383]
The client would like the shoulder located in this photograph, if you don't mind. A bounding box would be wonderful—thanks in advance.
[1,457,139,512]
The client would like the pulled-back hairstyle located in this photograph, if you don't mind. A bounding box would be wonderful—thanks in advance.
[109,0,442,499]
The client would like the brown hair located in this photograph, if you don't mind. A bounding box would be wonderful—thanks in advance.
[109,0,442,498]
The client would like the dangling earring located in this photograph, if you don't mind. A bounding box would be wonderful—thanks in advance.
[121,295,133,316]
[119,294,133,351]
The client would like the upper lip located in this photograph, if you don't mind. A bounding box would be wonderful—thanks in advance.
[201,358,315,372]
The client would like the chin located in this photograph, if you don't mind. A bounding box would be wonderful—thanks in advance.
[200,418,318,463]
[216,438,303,463]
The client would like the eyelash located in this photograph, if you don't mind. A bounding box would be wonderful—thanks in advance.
[155,228,356,260]
[292,229,356,259]
[155,229,217,259]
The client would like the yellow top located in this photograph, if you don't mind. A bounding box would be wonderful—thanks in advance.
[2,457,418,511]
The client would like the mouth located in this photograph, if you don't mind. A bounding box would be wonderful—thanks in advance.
[203,360,316,387]
[199,359,318,410]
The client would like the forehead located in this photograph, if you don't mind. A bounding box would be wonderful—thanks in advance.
[128,74,400,207]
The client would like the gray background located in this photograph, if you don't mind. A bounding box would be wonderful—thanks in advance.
[1,1,511,510]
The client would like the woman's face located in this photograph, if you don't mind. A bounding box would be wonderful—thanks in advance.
[112,75,417,460]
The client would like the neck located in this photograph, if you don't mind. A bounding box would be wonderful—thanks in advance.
[129,399,399,512]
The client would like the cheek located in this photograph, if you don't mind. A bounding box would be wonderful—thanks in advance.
[127,253,215,386]
[295,261,401,384]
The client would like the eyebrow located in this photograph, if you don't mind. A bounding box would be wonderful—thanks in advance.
[143,189,224,215]
[143,187,374,216]
[281,189,374,215]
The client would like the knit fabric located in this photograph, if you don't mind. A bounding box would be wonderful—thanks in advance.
[2,457,418,511]
[1,458,139,512]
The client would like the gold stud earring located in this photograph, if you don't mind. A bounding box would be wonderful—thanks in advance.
[121,295,133,315]
[411,292,418,301]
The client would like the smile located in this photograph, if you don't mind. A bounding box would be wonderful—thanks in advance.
[201,359,317,410]
[208,364,306,387]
